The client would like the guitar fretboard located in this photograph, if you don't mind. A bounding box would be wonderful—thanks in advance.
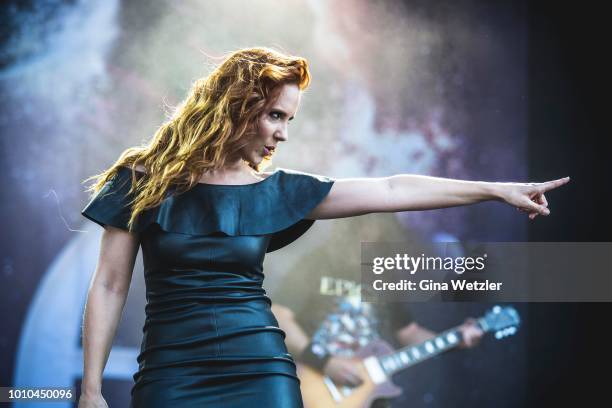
[378,317,489,376]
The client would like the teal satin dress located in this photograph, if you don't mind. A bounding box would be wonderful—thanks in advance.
[81,166,335,407]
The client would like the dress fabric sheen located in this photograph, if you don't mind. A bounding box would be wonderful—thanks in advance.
[81,166,335,407]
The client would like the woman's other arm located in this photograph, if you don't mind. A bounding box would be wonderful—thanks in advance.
[78,226,140,408]
[307,174,570,220]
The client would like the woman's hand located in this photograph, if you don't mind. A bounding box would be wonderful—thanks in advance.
[78,392,108,408]
[496,177,570,220]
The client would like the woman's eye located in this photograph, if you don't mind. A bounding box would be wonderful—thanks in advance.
[270,111,282,120]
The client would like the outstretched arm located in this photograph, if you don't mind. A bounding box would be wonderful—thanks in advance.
[306,174,570,220]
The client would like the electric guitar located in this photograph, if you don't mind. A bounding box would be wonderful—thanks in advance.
[298,305,520,408]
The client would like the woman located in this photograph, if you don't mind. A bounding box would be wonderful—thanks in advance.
[78,47,569,408]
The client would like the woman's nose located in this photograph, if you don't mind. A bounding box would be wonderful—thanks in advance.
[275,129,288,142]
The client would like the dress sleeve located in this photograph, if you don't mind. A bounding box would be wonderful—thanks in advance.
[81,167,137,231]
[265,168,335,252]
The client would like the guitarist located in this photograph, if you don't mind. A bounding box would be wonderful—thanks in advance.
[268,215,484,406]
[271,281,483,407]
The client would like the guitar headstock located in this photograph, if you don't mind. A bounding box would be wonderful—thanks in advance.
[480,305,520,340]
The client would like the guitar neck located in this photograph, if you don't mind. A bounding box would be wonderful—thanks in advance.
[378,316,489,376]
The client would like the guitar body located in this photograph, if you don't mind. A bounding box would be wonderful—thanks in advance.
[299,339,403,408]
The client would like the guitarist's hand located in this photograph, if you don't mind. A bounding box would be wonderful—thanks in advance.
[458,318,484,348]
[323,356,364,387]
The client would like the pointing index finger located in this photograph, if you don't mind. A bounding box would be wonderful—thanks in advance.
[540,176,571,192]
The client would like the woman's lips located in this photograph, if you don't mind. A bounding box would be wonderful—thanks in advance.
[263,146,275,156]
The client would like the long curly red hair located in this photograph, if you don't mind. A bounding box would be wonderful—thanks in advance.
[84,47,311,231]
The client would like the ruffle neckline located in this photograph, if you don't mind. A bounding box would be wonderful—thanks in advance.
[82,166,334,252]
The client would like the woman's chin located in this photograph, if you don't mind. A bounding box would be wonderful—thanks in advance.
[259,151,274,162]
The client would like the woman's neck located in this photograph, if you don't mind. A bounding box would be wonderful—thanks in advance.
[199,160,262,184]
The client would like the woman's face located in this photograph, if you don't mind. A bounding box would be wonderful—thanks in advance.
[240,83,301,167]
